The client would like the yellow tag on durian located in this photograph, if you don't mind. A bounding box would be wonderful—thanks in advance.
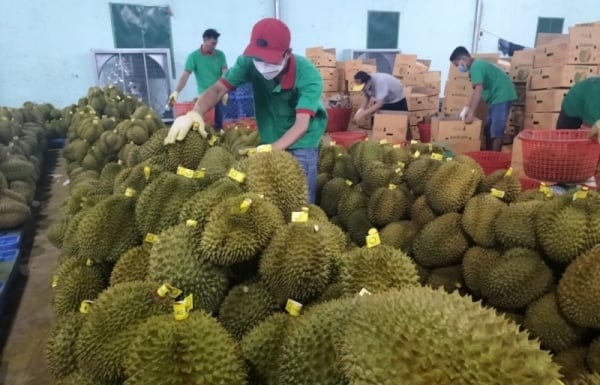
[173,301,189,321]
[573,187,589,201]
[79,300,93,314]
[124,187,137,197]
[431,153,444,161]
[143,166,151,181]
[330,140,336,146]
[490,188,506,198]
[504,167,513,177]
[85,258,94,266]
[397,161,406,169]
[410,140,419,144]
[145,233,159,244]
[291,207,309,223]
[156,283,182,299]
[345,179,353,186]
[52,275,58,288]
[228,168,246,183]
[186,219,198,228]
[359,288,372,296]
[392,144,402,148]
[388,184,397,190]
[365,228,381,248]
[379,139,388,145]
[176,166,195,179]
[256,144,272,153]
[238,198,253,213]
[208,135,218,146]
[413,150,421,159]
[285,299,303,316]
[184,294,194,311]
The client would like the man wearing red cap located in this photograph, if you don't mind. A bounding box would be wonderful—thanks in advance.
[164,18,327,204]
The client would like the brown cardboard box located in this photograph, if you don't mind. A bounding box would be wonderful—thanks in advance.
[525,89,567,113]
[568,25,600,64]
[318,67,338,80]
[512,49,536,65]
[523,112,560,129]
[408,109,437,126]
[442,105,463,115]
[408,94,439,111]
[443,93,471,110]
[372,111,409,144]
[508,106,525,127]
[305,47,336,67]
[322,79,339,92]
[444,79,472,96]
[514,83,527,105]
[473,53,501,63]
[534,41,569,68]
[535,33,569,47]
[430,116,482,154]
[529,64,598,90]
[510,50,535,82]
[448,63,469,80]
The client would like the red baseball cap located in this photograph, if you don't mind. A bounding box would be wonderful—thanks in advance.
[243,18,291,64]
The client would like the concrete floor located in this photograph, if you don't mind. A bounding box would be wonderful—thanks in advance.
[0,150,65,385]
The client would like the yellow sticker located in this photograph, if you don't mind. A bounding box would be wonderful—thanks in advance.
[117,159,123,165]
[285,299,303,316]
[388,184,397,190]
[194,169,206,179]
[336,152,343,157]
[256,144,272,153]
[504,167,513,177]
[428,143,433,152]
[345,179,353,186]
[392,144,402,148]
[208,135,218,146]
[79,300,93,314]
[124,187,137,197]
[291,210,309,223]
[145,233,159,244]
[394,168,403,176]
[431,153,444,161]
[238,198,253,213]
[397,161,406,169]
[490,188,506,198]
[156,283,182,299]
[539,183,553,197]
[359,288,372,296]
[366,228,381,248]
[446,157,453,161]
[410,140,419,144]
[313,224,320,232]
[379,139,388,145]
[143,166,151,181]
[173,301,189,321]
[573,187,589,201]
[177,166,195,179]
[85,258,93,266]
[413,150,421,159]
[184,294,194,311]
[186,219,198,227]
[228,168,246,183]
[330,141,337,146]
[52,275,58,288]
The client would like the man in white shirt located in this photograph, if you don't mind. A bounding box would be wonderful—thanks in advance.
[352,71,407,122]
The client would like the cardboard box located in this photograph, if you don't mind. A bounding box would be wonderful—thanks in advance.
[512,49,536,66]
[407,71,442,96]
[430,116,482,154]
[408,94,439,111]
[444,78,472,96]
[408,109,437,126]
[523,112,560,129]
[473,53,501,63]
[318,67,338,80]
[372,111,409,144]
[534,41,569,68]
[322,79,339,92]
[525,89,567,113]
[535,33,568,48]
[305,47,336,67]
[514,83,527,106]
[448,63,469,80]
[529,64,598,90]
[508,106,525,127]
[509,50,536,82]
[443,93,471,110]
[568,25,600,64]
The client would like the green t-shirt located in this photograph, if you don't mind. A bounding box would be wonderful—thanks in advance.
[221,54,327,149]
[469,59,517,105]
[561,76,600,126]
[184,48,227,94]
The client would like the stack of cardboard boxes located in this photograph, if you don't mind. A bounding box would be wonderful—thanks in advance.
[305,47,340,98]
[507,50,535,137]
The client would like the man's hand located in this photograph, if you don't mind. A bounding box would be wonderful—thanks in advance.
[221,93,229,106]
[354,108,366,122]
[168,90,179,107]
[238,144,273,156]
[459,106,470,121]
[164,110,206,145]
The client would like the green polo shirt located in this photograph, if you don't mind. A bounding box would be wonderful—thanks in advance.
[561,76,600,126]
[184,48,227,94]
[220,54,327,149]
[469,59,517,105]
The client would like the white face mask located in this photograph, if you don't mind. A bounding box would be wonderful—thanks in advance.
[253,57,286,80]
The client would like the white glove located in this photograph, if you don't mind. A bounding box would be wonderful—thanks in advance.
[168,90,179,107]
[164,110,207,145]
[238,144,272,156]
[459,106,471,121]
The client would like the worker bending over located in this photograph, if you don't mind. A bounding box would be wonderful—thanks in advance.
[352,71,407,122]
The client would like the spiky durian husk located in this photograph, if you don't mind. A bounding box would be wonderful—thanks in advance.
[379,220,420,252]
[217,281,279,340]
[109,245,150,286]
[494,200,542,249]
[245,151,308,220]
[0,194,31,229]
[426,265,466,294]
[358,161,397,196]
[164,129,208,171]
[147,223,230,314]
[123,312,247,385]
[318,144,346,174]
[46,312,85,380]
[424,160,482,214]
[409,194,437,227]
[345,208,374,247]
[461,193,506,247]
[367,185,410,227]
[478,169,522,203]
[332,153,361,184]
[338,286,562,385]
[404,156,442,196]
[320,177,353,217]
[462,246,501,298]
[411,213,469,269]
[336,188,368,229]
[200,193,285,266]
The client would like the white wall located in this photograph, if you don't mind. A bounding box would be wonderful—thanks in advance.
[1,0,600,109]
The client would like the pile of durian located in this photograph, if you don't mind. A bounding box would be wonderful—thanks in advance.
[45,87,599,385]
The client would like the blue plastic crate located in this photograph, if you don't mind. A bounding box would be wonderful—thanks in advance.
[51,138,67,149]
[0,232,21,251]
[0,249,19,262]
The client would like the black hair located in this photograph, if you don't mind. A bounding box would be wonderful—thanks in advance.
[354,71,371,83]
[449,46,470,61]
[203,28,220,39]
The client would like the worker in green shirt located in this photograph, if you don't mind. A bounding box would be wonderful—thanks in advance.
[168,28,228,129]
[450,46,517,152]
[164,18,327,204]
[557,76,600,132]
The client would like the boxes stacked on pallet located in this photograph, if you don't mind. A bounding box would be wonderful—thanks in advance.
[507,50,535,139]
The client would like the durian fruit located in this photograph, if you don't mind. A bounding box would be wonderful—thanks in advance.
[462,246,501,298]
[54,371,97,385]
[453,153,485,173]
[345,208,374,247]
[461,193,506,247]
[320,177,353,217]
[554,347,591,384]
[60,205,92,259]
[201,193,285,266]
[196,145,236,183]
[359,160,397,196]
[147,223,230,314]
[382,145,412,166]
[51,256,110,317]
[332,153,361,184]
[558,247,600,328]
[240,313,291,385]
[587,337,600,374]
[0,156,35,181]
[338,244,420,296]
[412,213,469,268]
[318,144,345,174]
[426,265,465,294]
[379,220,420,252]
[75,281,173,384]
[245,151,308,220]
[47,213,70,249]
[367,184,409,227]
[46,312,85,380]
[0,194,31,229]
[523,292,585,353]
[571,373,600,385]
[404,156,442,196]
[410,194,437,227]
[339,286,563,385]
[494,200,543,249]
[259,221,338,305]
[137,128,168,163]
[124,312,247,385]
[109,245,150,286]
[480,248,554,310]
[425,160,482,214]
[76,194,140,263]
[217,281,279,340]
[350,140,384,173]
[315,172,331,205]
[164,129,208,171]
[277,298,352,385]
[478,168,522,203]
[305,204,329,223]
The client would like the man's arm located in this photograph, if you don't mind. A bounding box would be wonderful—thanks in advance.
[361,99,385,116]
[193,81,228,115]
[272,113,311,150]
[174,70,191,93]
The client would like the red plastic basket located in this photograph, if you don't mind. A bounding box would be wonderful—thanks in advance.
[173,102,215,126]
[519,176,541,191]
[519,129,600,183]
[417,122,431,143]
[465,151,512,175]
[326,107,353,133]
[329,131,367,149]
